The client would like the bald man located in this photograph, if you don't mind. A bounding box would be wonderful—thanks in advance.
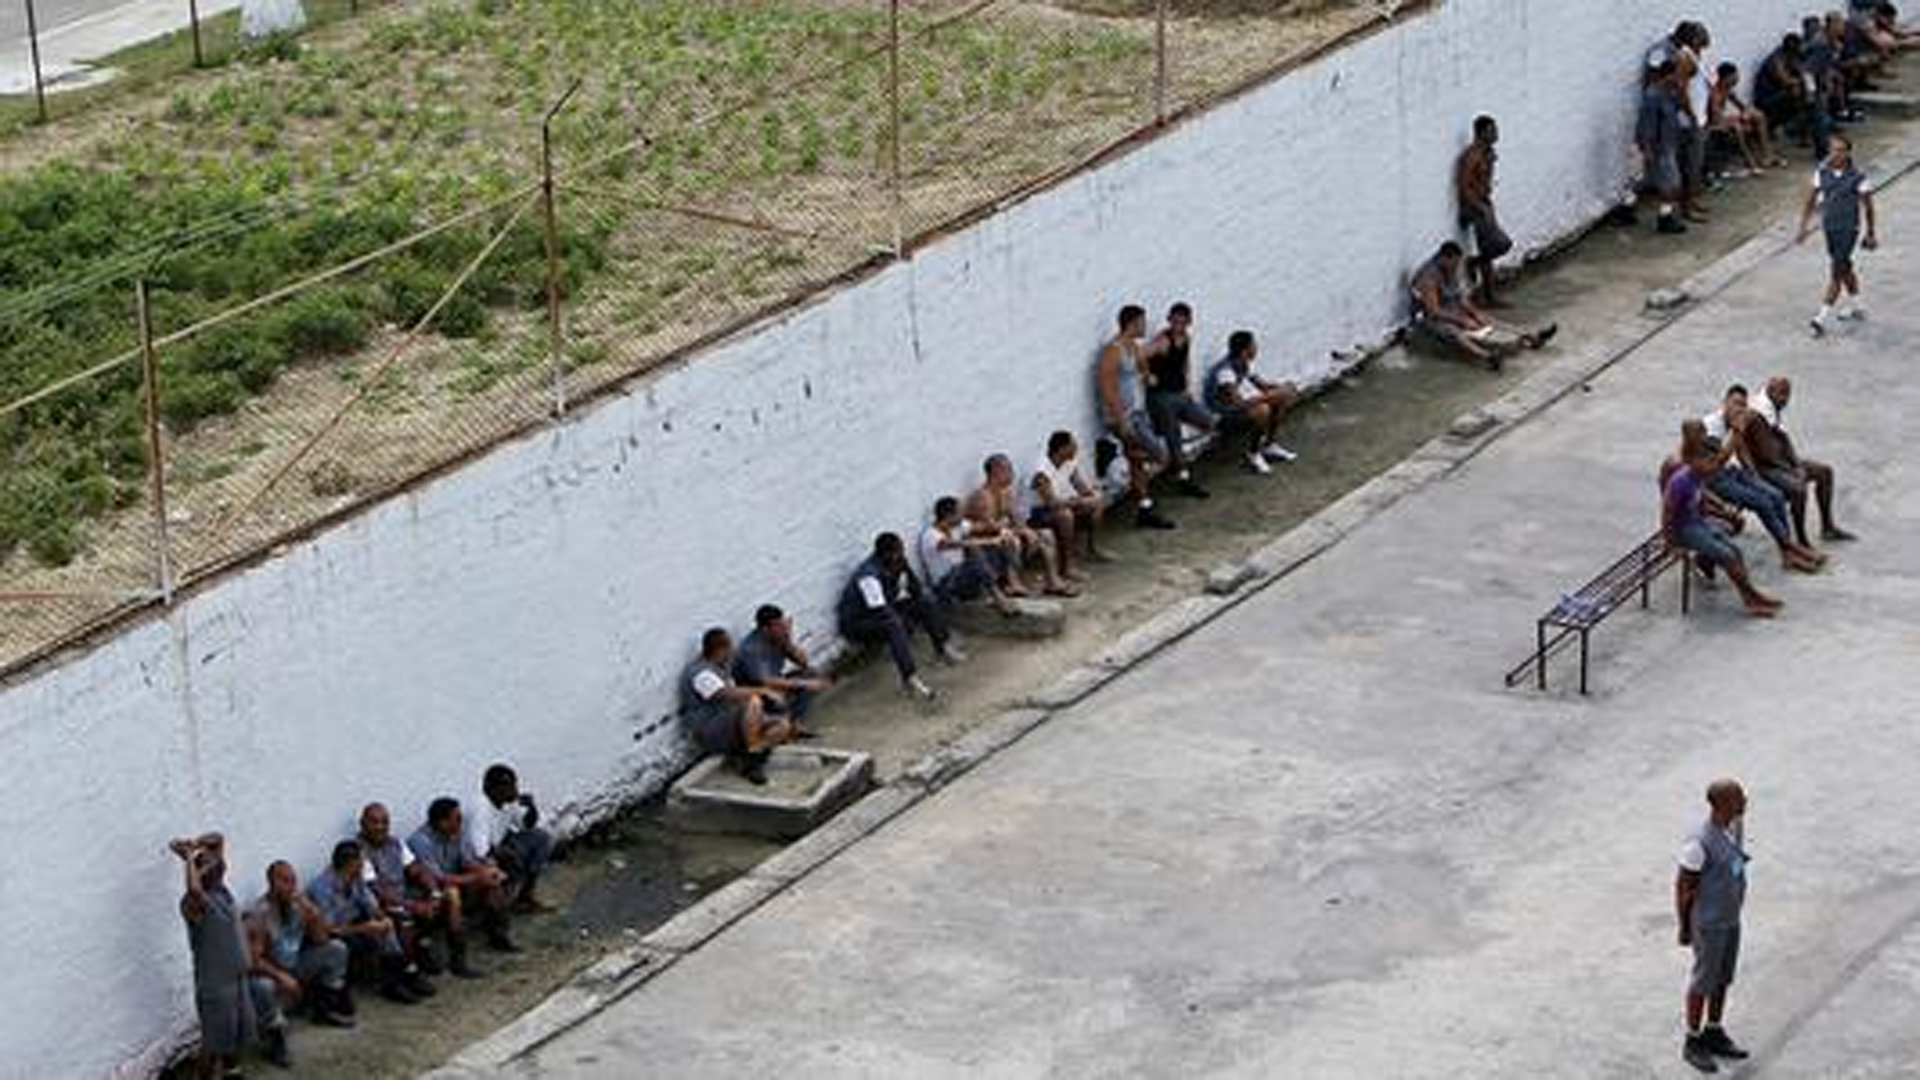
[1750,377,1856,545]
[1676,779,1752,1073]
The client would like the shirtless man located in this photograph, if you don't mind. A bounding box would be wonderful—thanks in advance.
[1095,305,1176,530]
[1456,115,1514,306]
[965,453,1075,598]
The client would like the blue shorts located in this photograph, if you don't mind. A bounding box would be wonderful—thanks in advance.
[1675,518,1743,573]
[1826,228,1859,276]
[1109,410,1168,462]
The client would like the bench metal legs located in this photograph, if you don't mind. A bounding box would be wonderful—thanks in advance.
[1680,555,1692,615]
[1578,628,1590,696]
[1536,621,1548,691]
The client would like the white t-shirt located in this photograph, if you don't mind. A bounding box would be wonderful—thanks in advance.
[1031,455,1083,505]
[467,797,529,859]
[919,522,968,583]
[360,840,415,884]
[690,668,727,700]
[1678,824,1741,871]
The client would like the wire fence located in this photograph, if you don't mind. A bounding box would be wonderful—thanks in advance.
[0,0,1400,673]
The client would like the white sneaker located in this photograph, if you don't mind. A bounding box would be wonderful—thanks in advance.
[1838,304,1867,322]
[904,675,938,702]
[1245,451,1272,475]
[1261,441,1298,463]
[936,641,968,665]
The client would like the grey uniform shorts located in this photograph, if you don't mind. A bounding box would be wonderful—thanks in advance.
[1689,924,1741,996]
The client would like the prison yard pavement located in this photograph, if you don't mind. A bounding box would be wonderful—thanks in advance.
[441,131,1920,1080]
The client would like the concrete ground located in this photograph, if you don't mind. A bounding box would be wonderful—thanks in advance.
[0,0,239,95]
[500,126,1920,1079]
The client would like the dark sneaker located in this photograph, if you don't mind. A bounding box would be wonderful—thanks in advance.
[1700,1027,1749,1060]
[1134,506,1176,531]
[485,931,522,954]
[404,971,437,998]
[264,1027,291,1069]
[737,753,769,787]
[380,981,422,1006]
[1175,477,1211,500]
[1532,322,1559,347]
[449,959,485,979]
[1821,526,1857,542]
[1683,1035,1720,1073]
[415,950,443,977]
[1658,216,1689,235]
[312,1007,356,1029]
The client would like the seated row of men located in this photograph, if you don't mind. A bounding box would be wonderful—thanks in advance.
[682,310,1317,782]
[1660,376,1856,616]
[172,764,554,1076]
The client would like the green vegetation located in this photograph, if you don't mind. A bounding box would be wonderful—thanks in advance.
[0,0,1149,566]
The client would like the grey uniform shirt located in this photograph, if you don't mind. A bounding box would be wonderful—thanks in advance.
[1816,164,1872,236]
[1679,819,1749,930]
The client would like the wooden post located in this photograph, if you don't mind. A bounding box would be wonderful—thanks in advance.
[136,281,176,605]
[23,0,47,124]
[540,80,581,418]
[888,0,904,257]
[188,0,204,68]
[1154,0,1168,125]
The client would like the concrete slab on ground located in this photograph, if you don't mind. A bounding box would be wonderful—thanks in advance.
[500,155,1920,1078]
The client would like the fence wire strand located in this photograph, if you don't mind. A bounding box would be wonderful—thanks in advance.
[0,0,1395,671]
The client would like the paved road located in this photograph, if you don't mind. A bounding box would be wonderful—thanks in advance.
[0,0,241,95]
[512,171,1920,1078]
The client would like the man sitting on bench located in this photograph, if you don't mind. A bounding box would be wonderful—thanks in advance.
[1663,438,1783,618]
[1750,376,1856,545]
[1701,386,1826,573]
[1409,242,1557,371]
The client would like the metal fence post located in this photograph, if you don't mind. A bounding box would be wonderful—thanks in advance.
[23,0,47,124]
[135,281,176,605]
[540,80,581,418]
[887,0,904,258]
[189,0,204,67]
[1154,0,1169,126]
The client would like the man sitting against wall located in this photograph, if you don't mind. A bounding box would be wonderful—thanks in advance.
[921,495,1017,611]
[1144,301,1215,500]
[965,453,1077,598]
[1408,241,1556,371]
[734,604,832,738]
[1205,330,1300,475]
[469,764,556,915]
[682,627,796,784]
[1029,430,1107,580]
[839,531,963,703]
[407,798,517,953]
[357,801,478,979]
[306,839,434,1005]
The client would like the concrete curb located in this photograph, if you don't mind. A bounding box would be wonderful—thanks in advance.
[434,143,1920,1075]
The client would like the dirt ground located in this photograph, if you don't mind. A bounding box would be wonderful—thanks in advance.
[0,0,1382,674]
[196,70,1920,1079]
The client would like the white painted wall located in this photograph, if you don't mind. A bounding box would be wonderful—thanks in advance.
[0,1,1811,1073]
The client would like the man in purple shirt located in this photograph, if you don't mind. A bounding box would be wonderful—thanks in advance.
[1663,444,1782,618]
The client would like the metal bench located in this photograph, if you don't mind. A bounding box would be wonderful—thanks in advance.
[1504,531,1692,695]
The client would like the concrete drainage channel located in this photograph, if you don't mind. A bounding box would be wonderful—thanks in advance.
[430,144,1920,1077]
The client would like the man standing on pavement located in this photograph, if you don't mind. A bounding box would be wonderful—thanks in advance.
[1456,115,1513,307]
[1676,778,1754,1073]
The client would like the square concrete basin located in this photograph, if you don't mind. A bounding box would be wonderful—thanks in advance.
[668,746,874,840]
